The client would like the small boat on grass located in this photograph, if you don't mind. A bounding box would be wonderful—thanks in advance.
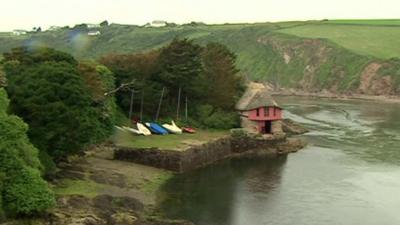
[162,120,182,134]
[145,122,169,135]
[115,126,125,131]
[182,127,196,134]
[122,126,142,135]
[137,123,152,136]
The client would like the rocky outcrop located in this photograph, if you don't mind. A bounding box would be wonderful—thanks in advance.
[358,62,383,94]
[358,62,395,95]
[282,119,309,135]
[40,195,193,225]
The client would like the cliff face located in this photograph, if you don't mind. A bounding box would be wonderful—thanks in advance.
[251,33,400,95]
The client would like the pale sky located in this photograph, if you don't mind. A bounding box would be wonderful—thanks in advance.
[1,0,399,31]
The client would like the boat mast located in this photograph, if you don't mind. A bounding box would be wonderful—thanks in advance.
[176,86,182,120]
[185,96,188,121]
[155,87,165,121]
[140,90,144,122]
[128,88,134,120]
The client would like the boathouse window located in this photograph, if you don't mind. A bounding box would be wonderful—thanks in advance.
[264,107,269,117]
[256,108,260,116]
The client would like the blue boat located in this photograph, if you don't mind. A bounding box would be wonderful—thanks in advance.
[145,123,169,135]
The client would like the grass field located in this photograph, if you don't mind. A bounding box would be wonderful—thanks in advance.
[323,19,400,26]
[113,129,228,150]
[278,23,400,59]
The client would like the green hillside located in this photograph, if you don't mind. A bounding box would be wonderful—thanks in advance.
[279,21,400,59]
[1,20,400,95]
[323,19,400,26]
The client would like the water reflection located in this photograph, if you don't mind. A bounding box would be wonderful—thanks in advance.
[159,156,287,225]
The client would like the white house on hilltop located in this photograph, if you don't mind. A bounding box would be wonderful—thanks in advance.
[145,20,167,27]
[12,30,27,35]
[87,24,101,29]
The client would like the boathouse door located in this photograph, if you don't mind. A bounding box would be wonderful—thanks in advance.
[264,121,272,134]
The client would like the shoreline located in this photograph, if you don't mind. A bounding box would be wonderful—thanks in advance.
[271,91,400,104]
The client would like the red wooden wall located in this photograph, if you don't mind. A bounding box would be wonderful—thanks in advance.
[247,106,282,121]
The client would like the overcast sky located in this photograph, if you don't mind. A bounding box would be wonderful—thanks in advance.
[1,0,399,31]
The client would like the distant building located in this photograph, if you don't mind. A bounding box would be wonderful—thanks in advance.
[236,86,283,134]
[12,30,27,36]
[87,24,101,29]
[145,20,167,27]
[88,30,101,36]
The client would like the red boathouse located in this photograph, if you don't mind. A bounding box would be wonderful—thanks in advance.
[236,86,283,134]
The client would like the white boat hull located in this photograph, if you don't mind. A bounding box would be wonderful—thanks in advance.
[122,126,142,135]
[137,123,152,136]
[162,121,182,134]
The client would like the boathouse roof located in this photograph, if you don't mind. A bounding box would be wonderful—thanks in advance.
[236,85,280,111]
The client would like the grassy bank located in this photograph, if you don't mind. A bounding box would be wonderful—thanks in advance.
[113,129,228,150]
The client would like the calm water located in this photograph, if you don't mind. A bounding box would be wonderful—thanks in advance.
[158,97,400,225]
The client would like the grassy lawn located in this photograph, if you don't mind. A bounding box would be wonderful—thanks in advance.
[113,129,228,150]
[278,23,400,59]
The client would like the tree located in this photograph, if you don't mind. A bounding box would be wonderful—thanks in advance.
[78,61,117,140]
[200,43,243,110]
[0,69,5,88]
[157,38,203,97]
[3,46,77,65]
[100,20,109,27]
[99,51,162,118]
[0,172,4,221]
[0,88,55,216]
[3,47,115,162]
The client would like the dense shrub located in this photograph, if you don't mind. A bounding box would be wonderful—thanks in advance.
[0,88,55,216]
[1,155,55,215]
[0,172,4,221]
[195,105,239,129]
[3,47,116,161]
[203,110,239,129]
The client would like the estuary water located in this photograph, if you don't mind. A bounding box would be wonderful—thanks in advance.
[158,96,400,225]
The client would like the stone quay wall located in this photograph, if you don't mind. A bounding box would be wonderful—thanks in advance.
[114,133,305,173]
